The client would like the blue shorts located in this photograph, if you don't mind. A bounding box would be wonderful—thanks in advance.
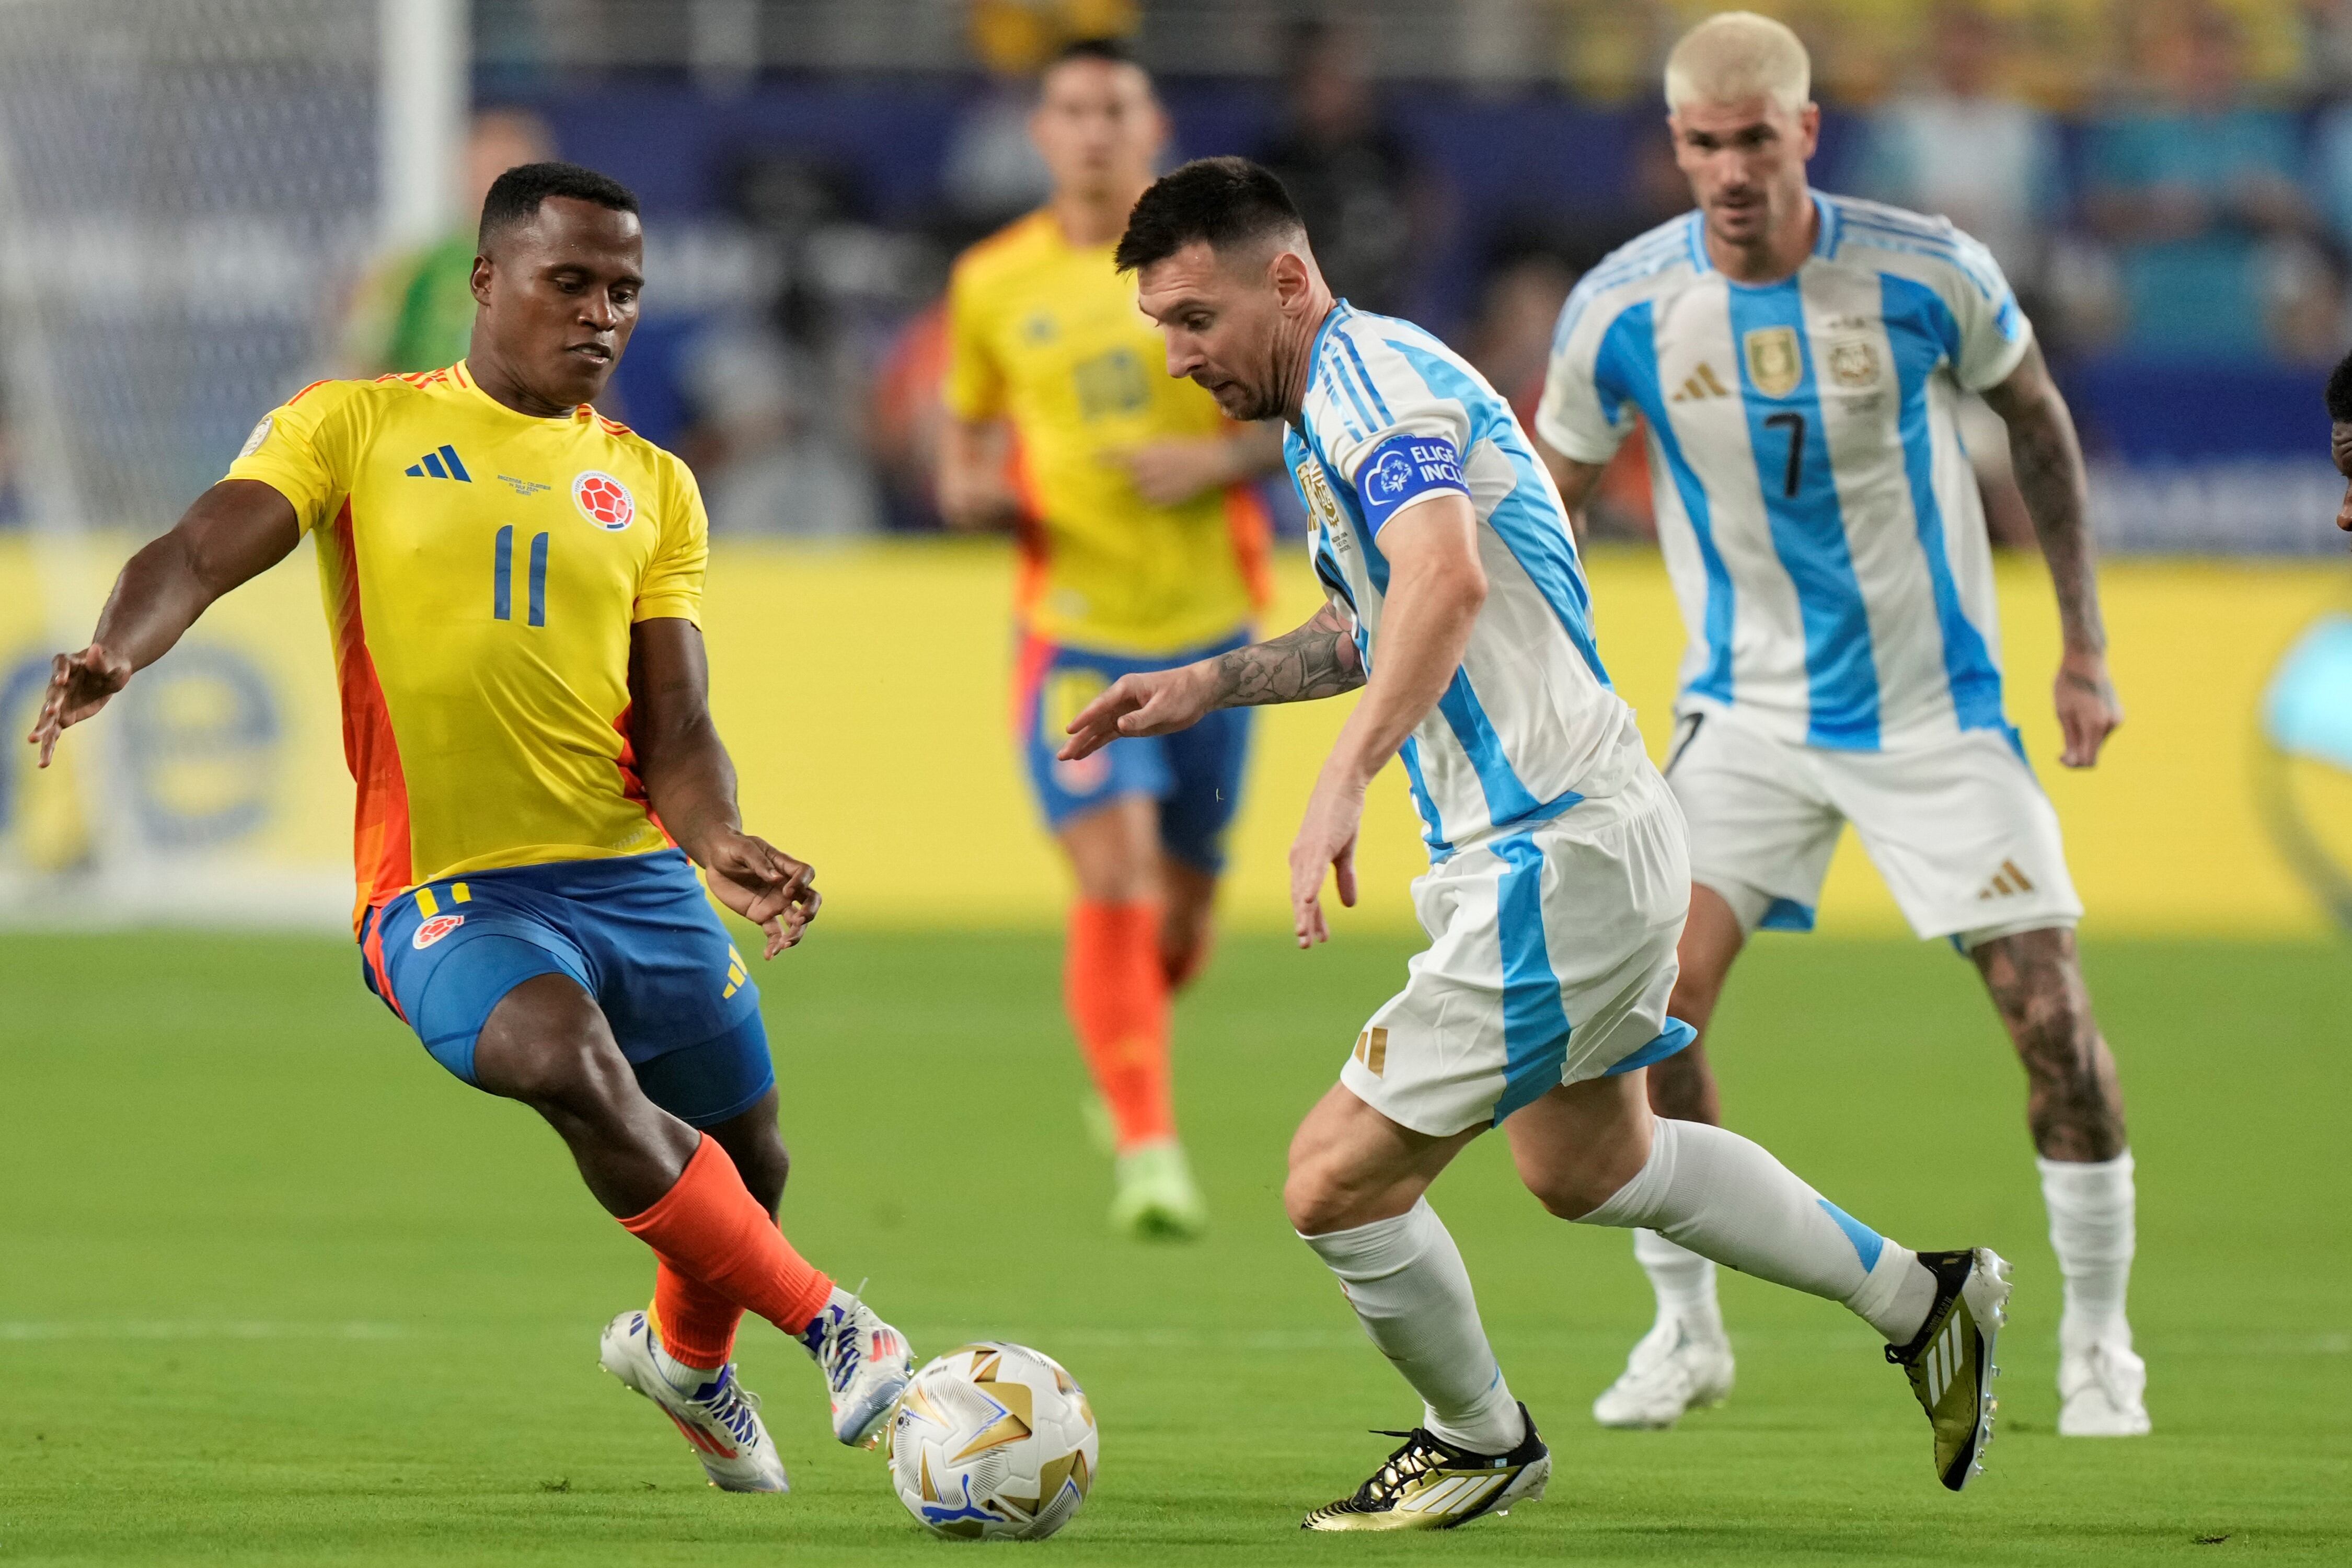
[360,849,774,1128]
[1013,631,1254,873]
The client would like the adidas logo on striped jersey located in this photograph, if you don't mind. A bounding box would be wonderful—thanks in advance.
[404,444,472,481]
[1668,362,1733,402]
[1975,859,2037,901]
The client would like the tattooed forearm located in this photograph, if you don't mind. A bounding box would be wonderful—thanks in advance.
[2010,402,2105,653]
[1986,344,2106,654]
[1206,604,1365,708]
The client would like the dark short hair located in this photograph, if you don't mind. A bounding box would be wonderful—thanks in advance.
[2328,347,2352,423]
[1047,36,1139,72]
[479,161,640,250]
[1113,156,1304,274]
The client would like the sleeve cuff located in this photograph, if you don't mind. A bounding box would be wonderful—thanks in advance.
[220,465,322,536]
[631,596,703,627]
[1530,411,1625,467]
[1961,317,2034,395]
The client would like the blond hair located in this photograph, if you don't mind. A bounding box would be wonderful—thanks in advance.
[1664,11,1812,114]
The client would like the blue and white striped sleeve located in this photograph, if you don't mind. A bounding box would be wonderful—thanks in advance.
[1940,228,2034,392]
[1534,282,1637,465]
[1309,329,1474,538]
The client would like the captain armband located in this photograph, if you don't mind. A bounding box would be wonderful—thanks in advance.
[1353,432,1470,536]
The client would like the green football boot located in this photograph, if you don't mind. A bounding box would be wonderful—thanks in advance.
[1302,1404,1550,1532]
[1886,1247,2013,1491]
[1108,1139,1207,1240]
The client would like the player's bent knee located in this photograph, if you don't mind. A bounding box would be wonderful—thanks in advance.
[511,1039,640,1120]
[472,977,639,1115]
[1285,1185,1387,1239]
[1281,1165,1348,1237]
[2011,986,2095,1067]
[1522,1168,1624,1223]
[1505,1085,1655,1221]
[1281,1153,1404,1237]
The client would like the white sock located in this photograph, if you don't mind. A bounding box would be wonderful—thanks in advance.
[1632,1227,1722,1339]
[1581,1117,1937,1344]
[2039,1150,2136,1354]
[1299,1198,1525,1454]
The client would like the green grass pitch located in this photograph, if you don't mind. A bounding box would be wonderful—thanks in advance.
[1,928,2345,1564]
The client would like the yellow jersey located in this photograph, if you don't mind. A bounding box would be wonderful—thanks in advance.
[943,210,1271,656]
[225,362,707,928]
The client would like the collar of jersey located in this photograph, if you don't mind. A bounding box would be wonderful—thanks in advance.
[1295,301,1352,429]
[1694,190,1840,290]
[1033,207,1118,259]
[450,360,598,426]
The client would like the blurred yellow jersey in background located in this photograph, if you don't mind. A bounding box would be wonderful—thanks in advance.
[944,210,1271,656]
[226,363,707,926]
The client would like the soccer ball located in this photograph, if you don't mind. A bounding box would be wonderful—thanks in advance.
[887,1341,1099,1541]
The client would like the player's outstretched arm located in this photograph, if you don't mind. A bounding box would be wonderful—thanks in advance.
[1981,340,2122,768]
[1057,601,1364,763]
[1105,421,1286,507]
[627,617,819,958]
[25,478,301,767]
[1288,494,1485,947]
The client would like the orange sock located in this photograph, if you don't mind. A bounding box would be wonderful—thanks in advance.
[620,1136,833,1337]
[649,1260,744,1372]
[1067,898,1174,1153]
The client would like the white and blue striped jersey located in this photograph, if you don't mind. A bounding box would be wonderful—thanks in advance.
[1535,192,2032,752]
[1286,302,1646,859]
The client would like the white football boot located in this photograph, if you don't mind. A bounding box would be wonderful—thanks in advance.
[1592,1315,1736,1429]
[598,1310,789,1493]
[2058,1339,2150,1436]
[797,1290,914,1449]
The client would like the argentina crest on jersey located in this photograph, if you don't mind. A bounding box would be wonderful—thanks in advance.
[1743,325,1803,397]
[1290,304,1642,855]
[1293,449,1344,535]
[1538,192,2029,753]
[1290,438,1367,627]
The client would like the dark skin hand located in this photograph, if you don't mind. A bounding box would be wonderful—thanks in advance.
[25,479,302,765]
[26,194,812,947]
[27,192,816,1217]
[28,192,654,765]
[627,616,819,958]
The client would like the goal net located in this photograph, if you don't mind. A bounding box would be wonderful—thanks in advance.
[0,0,437,927]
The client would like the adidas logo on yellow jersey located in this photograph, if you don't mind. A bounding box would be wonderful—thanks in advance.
[404,443,472,481]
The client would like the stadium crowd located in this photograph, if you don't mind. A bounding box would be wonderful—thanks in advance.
[327,1,2352,539]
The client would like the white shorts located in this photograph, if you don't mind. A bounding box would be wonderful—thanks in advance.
[1665,706,2083,947]
[1340,765,1695,1138]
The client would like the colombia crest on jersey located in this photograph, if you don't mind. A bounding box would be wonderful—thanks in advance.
[226,361,710,928]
